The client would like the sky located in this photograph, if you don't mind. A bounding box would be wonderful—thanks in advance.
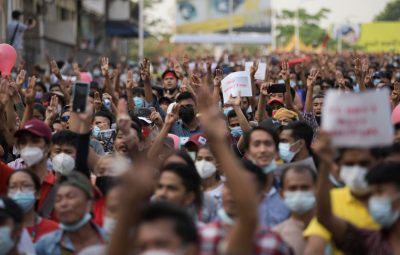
[146,0,392,34]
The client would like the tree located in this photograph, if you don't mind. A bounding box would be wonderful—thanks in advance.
[375,0,400,21]
[276,8,330,46]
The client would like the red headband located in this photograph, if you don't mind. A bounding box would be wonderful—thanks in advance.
[164,72,176,79]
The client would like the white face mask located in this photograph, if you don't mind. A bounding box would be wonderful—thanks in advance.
[52,153,75,175]
[340,165,370,195]
[284,191,316,214]
[195,160,217,179]
[20,146,44,167]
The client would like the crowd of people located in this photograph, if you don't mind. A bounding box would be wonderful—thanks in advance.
[0,47,400,255]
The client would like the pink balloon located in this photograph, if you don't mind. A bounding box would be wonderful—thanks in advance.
[80,72,93,83]
[392,104,400,125]
[0,44,17,77]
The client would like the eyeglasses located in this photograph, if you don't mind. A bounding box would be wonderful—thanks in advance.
[8,184,35,193]
[61,115,70,122]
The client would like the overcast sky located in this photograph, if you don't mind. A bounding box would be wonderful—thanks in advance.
[146,0,392,33]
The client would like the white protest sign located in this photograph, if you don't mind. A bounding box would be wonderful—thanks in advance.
[245,62,267,80]
[322,89,394,148]
[221,71,252,103]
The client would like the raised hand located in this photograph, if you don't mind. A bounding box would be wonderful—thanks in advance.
[280,61,290,81]
[190,73,202,91]
[45,95,59,122]
[50,60,62,78]
[93,91,102,112]
[206,56,213,72]
[0,79,11,109]
[125,70,136,90]
[164,104,180,126]
[150,111,163,128]
[173,59,184,78]
[101,57,109,77]
[224,94,241,108]
[307,68,319,90]
[335,70,345,89]
[312,131,335,164]
[25,76,36,105]
[260,82,270,96]
[213,67,223,87]
[15,69,26,88]
[250,61,259,79]
[140,58,151,82]
[116,99,137,151]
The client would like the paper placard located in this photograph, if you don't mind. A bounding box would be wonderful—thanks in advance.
[221,71,252,103]
[322,89,394,147]
[245,62,267,80]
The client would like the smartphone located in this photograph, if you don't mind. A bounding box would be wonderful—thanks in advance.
[267,83,286,94]
[72,82,90,113]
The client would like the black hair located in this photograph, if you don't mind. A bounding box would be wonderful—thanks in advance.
[241,160,267,191]
[161,163,202,209]
[12,10,22,19]
[280,164,317,189]
[7,169,41,193]
[313,93,324,101]
[132,87,145,97]
[94,110,115,126]
[243,126,280,151]
[35,81,48,93]
[366,162,400,188]
[227,109,237,119]
[139,202,199,245]
[174,149,197,171]
[0,196,23,224]
[33,103,46,117]
[176,92,196,104]
[51,130,78,147]
[281,121,314,151]
[289,87,296,100]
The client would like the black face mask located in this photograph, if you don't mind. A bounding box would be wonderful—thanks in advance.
[315,115,321,125]
[179,106,195,123]
[95,176,116,195]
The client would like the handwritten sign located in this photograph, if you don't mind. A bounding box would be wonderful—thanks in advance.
[322,89,394,147]
[245,62,267,80]
[221,71,252,103]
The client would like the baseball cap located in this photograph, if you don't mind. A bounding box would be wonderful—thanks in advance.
[184,134,208,150]
[57,172,94,200]
[0,196,23,224]
[15,119,52,141]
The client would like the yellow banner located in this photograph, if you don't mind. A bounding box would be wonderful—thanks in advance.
[177,16,245,33]
[357,22,400,52]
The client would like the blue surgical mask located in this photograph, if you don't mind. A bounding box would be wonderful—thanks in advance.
[223,107,233,116]
[279,142,298,162]
[0,226,14,255]
[93,69,101,77]
[60,212,92,232]
[290,80,296,88]
[230,126,243,138]
[8,191,36,213]
[134,96,145,108]
[368,195,400,228]
[92,126,101,138]
[262,160,277,174]
[373,79,381,86]
[284,191,316,214]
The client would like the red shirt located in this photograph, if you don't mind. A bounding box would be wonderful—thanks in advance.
[92,185,105,226]
[37,171,57,211]
[0,161,14,195]
[26,217,59,243]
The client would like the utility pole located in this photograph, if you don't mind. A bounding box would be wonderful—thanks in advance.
[138,0,144,59]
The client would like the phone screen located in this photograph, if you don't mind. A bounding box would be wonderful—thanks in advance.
[72,82,89,113]
[267,83,286,94]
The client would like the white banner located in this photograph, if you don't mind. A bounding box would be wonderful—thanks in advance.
[221,71,252,103]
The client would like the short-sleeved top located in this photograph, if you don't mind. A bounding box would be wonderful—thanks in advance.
[334,223,392,255]
[7,20,28,49]
[200,220,293,255]
[26,218,59,243]
[258,187,290,228]
[303,187,380,255]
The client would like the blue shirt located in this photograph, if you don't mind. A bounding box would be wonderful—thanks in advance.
[170,120,202,138]
[35,223,107,255]
[258,187,290,228]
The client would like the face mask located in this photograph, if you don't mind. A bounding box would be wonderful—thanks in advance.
[230,126,243,138]
[93,69,101,77]
[290,80,296,88]
[279,142,298,163]
[373,79,381,86]
[368,195,400,228]
[60,212,92,232]
[179,106,195,123]
[223,107,233,116]
[12,146,20,157]
[57,104,62,114]
[217,208,234,225]
[278,79,285,84]
[134,97,145,108]
[20,146,44,167]
[35,91,43,100]
[0,226,15,255]
[284,191,316,214]
[340,165,370,195]
[92,125,101,138]
[195,160,217,179]
[103,99,112,110]
[265,160,278,174]
[103,216,116,234]
[52,153,75,175]
[9,191,36,213]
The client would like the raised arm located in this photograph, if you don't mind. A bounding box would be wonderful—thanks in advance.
[125,70,136,111]
[256,82,270,122]
[140,58,153,104]
[44,95,59,127]
[305,69,319,113]
[313,131,348,243]
[50,60,70,104]
[249,61,259,111]
[212,67,223,105]
[225,94,251,133]
[354,58,368,92]
[197,86,258,255]
[21,76,36,126]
